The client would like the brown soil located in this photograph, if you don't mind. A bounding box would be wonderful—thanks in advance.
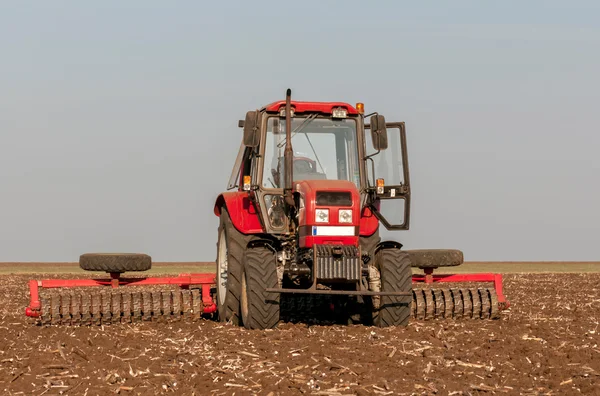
[0,273,598,395]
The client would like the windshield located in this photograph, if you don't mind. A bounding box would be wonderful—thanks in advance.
[262,116,360,189]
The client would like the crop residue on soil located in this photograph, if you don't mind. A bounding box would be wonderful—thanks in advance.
[0,273,598,395]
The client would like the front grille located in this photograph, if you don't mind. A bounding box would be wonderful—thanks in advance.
[315,245,360,281]
[315,191,352,207]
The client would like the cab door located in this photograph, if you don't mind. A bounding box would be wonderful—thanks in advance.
[364,122,411,230]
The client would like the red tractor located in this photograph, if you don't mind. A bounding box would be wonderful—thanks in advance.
[25,89,509,328]
[213,89,508,329]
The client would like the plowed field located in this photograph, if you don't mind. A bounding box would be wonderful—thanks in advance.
[0,272,599,395]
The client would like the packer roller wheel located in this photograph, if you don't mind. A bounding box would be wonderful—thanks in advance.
[35,289,208,326]
[411,287,503,321]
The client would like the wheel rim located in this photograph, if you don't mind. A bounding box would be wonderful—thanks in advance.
[240,270,249,324]
[217,228,228,307]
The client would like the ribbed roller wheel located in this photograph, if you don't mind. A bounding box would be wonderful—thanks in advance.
[60,294,71,325]
[452,289,463,319]
[70,294,81,326]
[131,292,142,322]
[121,293,131,324]
[480,289,491,319]
[142,292,152,321]
[489,288,500,319]
[442,289,454,319]
[470,288,482,319]
[423,289,435,320]
[81,294,91,325]
[91,294,101,325]
[101,293,112,325]
[462,289,473,319]
[433,290,445,319]
[414,290,426,320]
[51,295,61,325]
[182,290,192,320]
[171,290,181,321]
[111,293,121,324]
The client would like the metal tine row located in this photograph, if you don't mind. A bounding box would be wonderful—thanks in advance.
[39,289,204,326]
[411,288,500,320]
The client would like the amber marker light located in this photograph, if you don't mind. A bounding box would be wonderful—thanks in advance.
[243,175,251,191]
[376,178,384,194]
[356,102,364,114]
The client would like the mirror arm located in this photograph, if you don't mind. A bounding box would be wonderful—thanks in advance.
[363,150,380,189]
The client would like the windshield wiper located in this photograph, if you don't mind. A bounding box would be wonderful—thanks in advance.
[276,114,318,148]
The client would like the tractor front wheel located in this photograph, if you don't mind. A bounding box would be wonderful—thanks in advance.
[240,246,280,330]
[373,248,412,327]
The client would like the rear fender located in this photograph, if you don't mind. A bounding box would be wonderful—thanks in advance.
[214,192,264,235]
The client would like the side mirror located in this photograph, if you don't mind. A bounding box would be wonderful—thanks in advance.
[243,110,260,147]
[370,114,388,150]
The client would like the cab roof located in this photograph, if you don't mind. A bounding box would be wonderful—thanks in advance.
[262,101,359,115]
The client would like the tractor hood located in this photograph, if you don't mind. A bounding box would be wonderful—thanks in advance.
[294,179,360,248]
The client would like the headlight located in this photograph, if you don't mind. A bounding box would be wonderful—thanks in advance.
[339,209,352,223]
[315,209,329,223]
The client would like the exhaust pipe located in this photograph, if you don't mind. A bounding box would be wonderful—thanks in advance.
[283,88,295,210]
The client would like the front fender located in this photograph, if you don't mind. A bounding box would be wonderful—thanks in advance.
[214,192,264,235]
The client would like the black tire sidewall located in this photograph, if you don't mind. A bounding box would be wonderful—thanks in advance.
[241,246,280,330]
[216,209,246,325]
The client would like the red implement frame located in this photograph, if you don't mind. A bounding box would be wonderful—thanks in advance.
[25,273,217,318]
[25,269,509,318]
[412,268,510,309]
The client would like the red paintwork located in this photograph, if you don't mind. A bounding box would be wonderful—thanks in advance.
[263,101,359,115]
[295,179,360,248]
[25,269,509,319]
[214,192,264,234]
[25,273,218,318]
[412,272,510,309]
[359,206,379,236]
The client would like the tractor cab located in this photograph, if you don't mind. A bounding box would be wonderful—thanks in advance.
[226,99,411,235]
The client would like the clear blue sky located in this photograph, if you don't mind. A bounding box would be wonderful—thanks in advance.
[1,1,599,261]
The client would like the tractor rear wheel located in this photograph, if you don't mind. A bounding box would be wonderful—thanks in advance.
[216,209,249,325]
[373,248,412,327]
[240,246,280,330]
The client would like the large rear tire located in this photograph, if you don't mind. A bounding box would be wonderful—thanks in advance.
[373,248,412,327]
[216,209,250,325]
[240,246,280,330]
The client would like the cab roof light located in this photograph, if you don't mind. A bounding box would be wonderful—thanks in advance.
[356,103,364,114]
[332,107,347,119]
[279,107,295,117]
